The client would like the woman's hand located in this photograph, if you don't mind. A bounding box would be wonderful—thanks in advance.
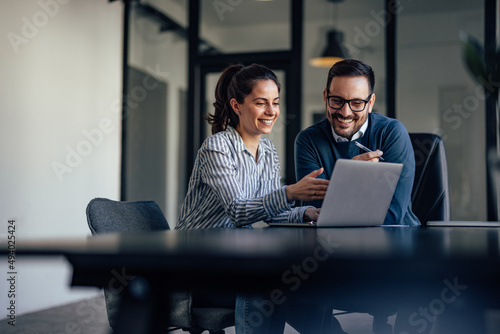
[304,207,321,222]
[286,168,329,202]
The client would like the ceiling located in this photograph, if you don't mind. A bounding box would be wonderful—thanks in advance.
[148,0,482,30]
[198,0,482,27]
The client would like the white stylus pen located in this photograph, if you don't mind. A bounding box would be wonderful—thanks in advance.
[353,141,385,161]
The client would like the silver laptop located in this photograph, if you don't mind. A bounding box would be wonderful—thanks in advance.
[269,159,403,227]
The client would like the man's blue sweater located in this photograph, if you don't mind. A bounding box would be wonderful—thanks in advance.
[295,113,420,226]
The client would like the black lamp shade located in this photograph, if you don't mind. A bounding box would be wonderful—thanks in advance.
[310,29,348,67]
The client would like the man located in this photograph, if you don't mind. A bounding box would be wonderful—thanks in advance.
[295,59,420,226]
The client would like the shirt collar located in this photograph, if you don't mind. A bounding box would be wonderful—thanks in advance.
[331,116,369,143]
[225,126,272,155]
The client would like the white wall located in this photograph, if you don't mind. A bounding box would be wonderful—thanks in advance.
[0,0,123,317]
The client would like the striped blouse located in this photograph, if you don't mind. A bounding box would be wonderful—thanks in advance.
[176,126,310,229]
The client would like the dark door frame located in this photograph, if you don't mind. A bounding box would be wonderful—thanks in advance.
[485,0,499,221]
[186,0,303,188]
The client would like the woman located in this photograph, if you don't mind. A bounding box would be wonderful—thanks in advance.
[177,63,328,230]
[176,64,339,334]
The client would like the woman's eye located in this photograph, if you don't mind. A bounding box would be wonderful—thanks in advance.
[256,103,265,107]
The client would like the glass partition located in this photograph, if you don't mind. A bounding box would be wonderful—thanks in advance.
[127,0,188,225]
[125,0,490,224]
[200,0,290,54]
[397,1,486,220]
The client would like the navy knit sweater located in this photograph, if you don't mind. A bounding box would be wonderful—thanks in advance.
[295,113,420,226]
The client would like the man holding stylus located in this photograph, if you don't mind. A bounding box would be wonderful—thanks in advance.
[295,59,420,226]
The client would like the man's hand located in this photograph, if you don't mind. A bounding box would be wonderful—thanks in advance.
[286,168,329,202]
[352,150,383,162]
[304,207,321,222]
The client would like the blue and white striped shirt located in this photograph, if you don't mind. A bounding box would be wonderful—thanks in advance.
[176,126,310,229]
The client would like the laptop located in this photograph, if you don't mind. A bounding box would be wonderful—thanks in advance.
[268,159,403,227]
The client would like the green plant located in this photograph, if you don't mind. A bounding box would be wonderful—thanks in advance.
[460,30,499,102]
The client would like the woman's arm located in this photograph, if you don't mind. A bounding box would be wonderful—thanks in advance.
[200,136,291,227]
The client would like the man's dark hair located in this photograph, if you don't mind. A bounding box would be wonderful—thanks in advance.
[326,59,375,94]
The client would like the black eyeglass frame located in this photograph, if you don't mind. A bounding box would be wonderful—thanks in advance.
[326,93,373,112]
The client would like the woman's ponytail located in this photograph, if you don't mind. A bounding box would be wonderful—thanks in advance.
[206,64,243,134]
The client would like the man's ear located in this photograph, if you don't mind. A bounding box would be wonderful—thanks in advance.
[323,88,331,111]
[367,93,376,113]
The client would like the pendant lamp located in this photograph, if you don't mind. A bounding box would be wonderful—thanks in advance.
[310,29,348,67]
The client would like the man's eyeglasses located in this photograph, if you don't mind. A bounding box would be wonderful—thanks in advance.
[327,94,372,112]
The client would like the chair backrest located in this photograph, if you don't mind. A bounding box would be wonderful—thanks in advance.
[86,197,169,234]
[409,133,451,225]
[85,198,235,333]
[85,198,178,329]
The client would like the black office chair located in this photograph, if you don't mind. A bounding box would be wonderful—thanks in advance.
[409,133,450,226]
[366,133,451,332]
[86,197,235,334]
[331,134,451,333]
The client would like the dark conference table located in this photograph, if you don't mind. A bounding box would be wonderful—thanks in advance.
[13,226,500,333]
